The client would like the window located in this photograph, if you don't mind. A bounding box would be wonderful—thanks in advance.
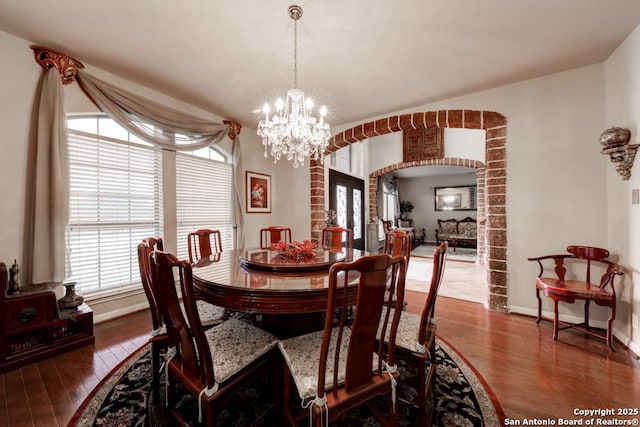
[66,116,235,296]
[380,185,398,238]
[175,150,234,260]
[66,116,163,294]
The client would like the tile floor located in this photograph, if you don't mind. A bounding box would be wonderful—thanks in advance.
[406,256,487,304]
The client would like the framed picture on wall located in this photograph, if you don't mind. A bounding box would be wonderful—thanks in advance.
[246,171,271,213]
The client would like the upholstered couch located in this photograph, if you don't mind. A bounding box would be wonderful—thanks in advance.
[435,217,477,249]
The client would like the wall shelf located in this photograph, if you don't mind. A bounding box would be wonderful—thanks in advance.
[601,143,639,180]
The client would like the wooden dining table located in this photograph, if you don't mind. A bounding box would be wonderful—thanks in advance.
[191,247,368,337]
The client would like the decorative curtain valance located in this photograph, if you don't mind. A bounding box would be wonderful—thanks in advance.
[75,70,236,151]
[28,45,245,284]
[377,174,400,221]
[380,174,397,192]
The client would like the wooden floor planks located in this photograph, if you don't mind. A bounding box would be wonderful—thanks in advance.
[0,289,638,426]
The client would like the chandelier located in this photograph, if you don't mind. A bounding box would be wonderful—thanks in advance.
[257,5,330,168]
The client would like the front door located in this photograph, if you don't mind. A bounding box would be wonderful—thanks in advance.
[329,170,365,250]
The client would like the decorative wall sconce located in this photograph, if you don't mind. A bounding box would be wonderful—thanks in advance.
[599,127,638,180]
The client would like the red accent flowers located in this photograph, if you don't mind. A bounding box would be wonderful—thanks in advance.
[273,240,318,261]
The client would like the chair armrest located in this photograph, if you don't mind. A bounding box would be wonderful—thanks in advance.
[600,261,624,292]
[526,254,571,262]
[527,254,572,278]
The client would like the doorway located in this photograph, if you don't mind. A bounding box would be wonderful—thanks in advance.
[328,169,365,250]
[308,109,508,312]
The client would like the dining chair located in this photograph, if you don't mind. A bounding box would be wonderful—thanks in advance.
[259,226,292,249]
[321,226,353,250]
[136,238,227,401]
[187,228,223,264]
[383,230,412,310]
[149,249,280,426]
[278,254,407,427]
[528,245,623,351]
[136,237,167,402]
[383,229,412,270]
[379,241,448,426]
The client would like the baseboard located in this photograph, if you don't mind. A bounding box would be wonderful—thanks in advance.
[510,305,639,356]
[93,302,150,324]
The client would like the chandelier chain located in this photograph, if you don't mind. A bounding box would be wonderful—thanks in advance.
[293,17,298,88]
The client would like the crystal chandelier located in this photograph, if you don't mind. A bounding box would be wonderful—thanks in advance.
[257,5,330,168]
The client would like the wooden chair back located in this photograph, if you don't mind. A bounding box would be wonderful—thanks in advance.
[259,226,292,249]
[149,250,216,387]
[321,226,353,250]
[187,229,223,264]
[383,230,412,270]
[566,245,615,286]
[318,254,406,412]
[418,241,448,346]
[136,237,164,332]
[381,219,393,233]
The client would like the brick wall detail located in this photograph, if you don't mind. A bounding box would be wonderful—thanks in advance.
[310,109,508,312]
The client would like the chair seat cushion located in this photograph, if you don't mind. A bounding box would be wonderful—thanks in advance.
[378,309,434,353]
[204,318,278,383]
[278,328,379,400]
[155,302,225,338]
[536,278,614,301]
[195,300,227,327]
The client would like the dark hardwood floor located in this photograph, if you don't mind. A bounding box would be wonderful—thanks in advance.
[1,292,639,426]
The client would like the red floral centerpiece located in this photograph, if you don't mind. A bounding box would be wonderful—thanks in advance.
[273,240,318,261]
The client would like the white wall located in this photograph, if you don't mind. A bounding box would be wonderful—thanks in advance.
[0,32,41,272]
[341,63,616,342]
[367,133,402,172]
[604,23,640,353]
[443,128,485,161]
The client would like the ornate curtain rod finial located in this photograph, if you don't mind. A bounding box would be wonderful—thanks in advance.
[30,45,84,85]
[223,120,242,140]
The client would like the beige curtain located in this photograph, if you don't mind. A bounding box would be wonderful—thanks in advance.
[76,70,245,248]
[30,68,69,284]
[76,71,230,151]
[29,67,245,284]
[378,174,399,221]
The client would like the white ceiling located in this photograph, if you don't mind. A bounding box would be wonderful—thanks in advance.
[1,0,639,132]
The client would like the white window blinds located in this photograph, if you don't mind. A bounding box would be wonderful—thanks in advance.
[175,152,234,261]
[66,126,163,294]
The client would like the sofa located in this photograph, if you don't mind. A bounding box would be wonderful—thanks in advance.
[435,217,477,249]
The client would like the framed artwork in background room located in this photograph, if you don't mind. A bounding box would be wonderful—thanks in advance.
[246,171,271,213]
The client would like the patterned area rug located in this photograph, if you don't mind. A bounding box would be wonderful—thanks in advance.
[411,244,477,263]
[70,337,504,426]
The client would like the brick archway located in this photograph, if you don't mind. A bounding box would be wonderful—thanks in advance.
[369,158,487,267]
[309,109,508,312]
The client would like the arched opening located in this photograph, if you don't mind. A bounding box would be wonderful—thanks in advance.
[369,158,486,265]
[309,109,507,312]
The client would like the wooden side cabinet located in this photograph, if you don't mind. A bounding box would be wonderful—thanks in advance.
[0,263,94,373]
[403,127,444,162]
